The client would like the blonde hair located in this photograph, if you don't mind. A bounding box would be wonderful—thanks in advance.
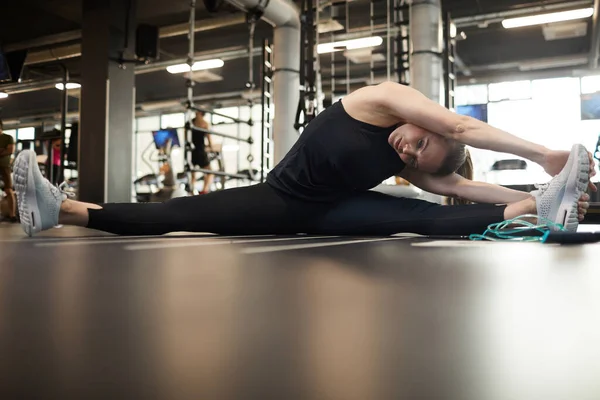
[445,148,473,205]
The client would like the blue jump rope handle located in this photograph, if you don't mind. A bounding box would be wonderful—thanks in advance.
[542,231,600,244]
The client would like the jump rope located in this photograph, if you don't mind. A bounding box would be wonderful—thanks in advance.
[469,214,600,244]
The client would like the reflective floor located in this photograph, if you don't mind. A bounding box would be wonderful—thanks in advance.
[1,222,600,400]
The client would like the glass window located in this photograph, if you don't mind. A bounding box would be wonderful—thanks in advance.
[581,75,600,94]
[161,113,185,129]
[210,107,239,124]
[455,84,488,105]
[531,77,579,100]
[136,116,160,132]
[17,127,35,140]
[488,80,531,102]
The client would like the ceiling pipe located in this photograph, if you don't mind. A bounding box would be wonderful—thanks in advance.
[0,78,64,94]
[158,13,246,38]
[4,30,82,53]
[135,45,262,74]
[25,44,83,65]
[590,0,600,68]
[223,0,301,163]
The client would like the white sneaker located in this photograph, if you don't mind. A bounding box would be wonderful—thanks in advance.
[531,144,590,232]
[13,150,67,237]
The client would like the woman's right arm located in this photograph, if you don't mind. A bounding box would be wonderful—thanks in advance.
[400,168,532,204]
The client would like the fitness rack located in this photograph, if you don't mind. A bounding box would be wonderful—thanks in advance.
[318,0,404,102]
[44,65,71,185]
[294,0,318,130]
[182,0,270,184]
[394,0,410,85]
[442,10,456,110]
[260,39,274,182]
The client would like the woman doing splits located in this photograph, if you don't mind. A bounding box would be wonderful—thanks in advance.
[13,81,597,237]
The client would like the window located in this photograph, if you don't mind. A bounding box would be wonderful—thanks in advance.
[136,116,160,132]
[17,127,35,140]
[210,107,239,124]
[455,84,488,105]
[488,80,531,102]
[531,77,579,101]
[581,75,600,94]
[161,113,185,129]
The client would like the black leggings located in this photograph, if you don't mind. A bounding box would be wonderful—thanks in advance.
[87,183,506,236]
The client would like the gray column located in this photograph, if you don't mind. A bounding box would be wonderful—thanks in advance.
[409,0,444,105]
[410,0,444,204]
[79,0,136,203]
[272,26,301,163]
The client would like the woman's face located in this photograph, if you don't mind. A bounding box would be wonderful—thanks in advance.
[388,124,450,173]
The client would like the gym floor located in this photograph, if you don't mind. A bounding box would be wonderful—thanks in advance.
[1,221,600,400]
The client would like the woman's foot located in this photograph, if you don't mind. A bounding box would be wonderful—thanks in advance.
[531,143,590,232]
[12,150,68,237]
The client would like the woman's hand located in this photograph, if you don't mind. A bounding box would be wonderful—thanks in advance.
[543,149,597,192]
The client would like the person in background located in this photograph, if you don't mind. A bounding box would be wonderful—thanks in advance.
[50,138,62,185]
[190,111,215,195]
[0,120,17,222]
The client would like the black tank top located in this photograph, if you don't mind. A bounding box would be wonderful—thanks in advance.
[267,100,406,202]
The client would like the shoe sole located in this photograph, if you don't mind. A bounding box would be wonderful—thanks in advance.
[13,151,41,237]
[556,145,589,232]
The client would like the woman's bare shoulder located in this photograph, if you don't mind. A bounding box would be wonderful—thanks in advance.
[341,84,404,127]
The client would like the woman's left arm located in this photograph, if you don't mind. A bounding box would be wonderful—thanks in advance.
[375,82,597,190]
[400,168,532,204]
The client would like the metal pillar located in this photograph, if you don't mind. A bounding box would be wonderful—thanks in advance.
[410,0,444,204]
[272,26,300,162]
[79,0,136,203]
[409,0,444,105]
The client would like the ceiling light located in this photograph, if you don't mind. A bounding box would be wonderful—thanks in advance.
[0,92,8,99]
[502,8,594,29]
[167,59,224,74]
[55,83,81,90]
[317,36,383,54]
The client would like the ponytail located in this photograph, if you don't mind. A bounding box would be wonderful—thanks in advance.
[445,149,473,205]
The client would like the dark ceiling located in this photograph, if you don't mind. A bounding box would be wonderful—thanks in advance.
[0,0,597,124]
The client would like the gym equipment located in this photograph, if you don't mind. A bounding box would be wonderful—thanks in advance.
[182,0,267,186]
[294,0,318,130]
[260,38,274,182]
[152,128,181,149]
[134,129,187,202]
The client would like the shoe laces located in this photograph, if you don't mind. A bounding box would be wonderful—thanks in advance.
[57,181,76,199]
